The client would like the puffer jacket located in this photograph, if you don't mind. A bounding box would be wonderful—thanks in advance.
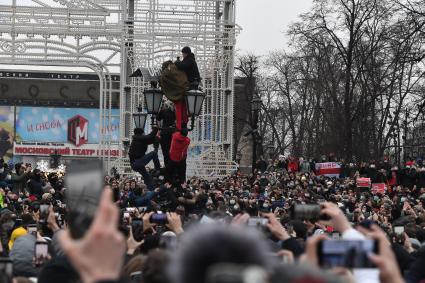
[10,234,40,277]
[169,132,190,162]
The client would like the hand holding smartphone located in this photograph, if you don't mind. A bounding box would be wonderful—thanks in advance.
[27,224,38,237]
[34,241,49,267]
[317,239,378,268]
[65,159,104,239]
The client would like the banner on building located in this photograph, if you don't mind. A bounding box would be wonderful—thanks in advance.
[16,107,119,145]
[13,142,121,158]
[0,106,15,161]
[315,162,341,177]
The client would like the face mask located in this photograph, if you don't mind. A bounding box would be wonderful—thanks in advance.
[401,197,406,203]
[271,198,276,202]
[6,174,11,181]
[0,168,4,173]
[229,199,236,205]
[263,203,269,209]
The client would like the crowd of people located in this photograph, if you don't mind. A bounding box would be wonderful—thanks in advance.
[1,48,425,283]
[0,152,425,283]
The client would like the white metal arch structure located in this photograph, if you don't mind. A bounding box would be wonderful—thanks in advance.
[119,0,239,178]
[0,0,123,172]
[0,0,238,178]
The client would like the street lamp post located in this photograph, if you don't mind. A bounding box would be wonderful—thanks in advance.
[133,110,148,130]
[251,97,261,174]
[143,86,163,125]
[185,88,206,131]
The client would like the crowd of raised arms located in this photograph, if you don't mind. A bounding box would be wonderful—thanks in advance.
[0,154,425,283]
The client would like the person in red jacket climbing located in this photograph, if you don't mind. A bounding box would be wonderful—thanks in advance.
[167,128,190,184]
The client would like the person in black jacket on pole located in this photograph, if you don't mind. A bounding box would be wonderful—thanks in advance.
[156,101,176,167]
[174,46,201,130]
[128,126,160,191]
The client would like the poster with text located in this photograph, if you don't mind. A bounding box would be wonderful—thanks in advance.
[16,107,119,146]
[0,106,15,161]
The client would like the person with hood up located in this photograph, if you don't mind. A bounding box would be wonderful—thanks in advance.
[128,126,161,191]
[174,46,201,130]
[167,128,190,183]
[28,169,44,200]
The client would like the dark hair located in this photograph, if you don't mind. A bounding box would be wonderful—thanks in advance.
[181,46,191,54]
[142,250,170,283]
[15,162,23,173]
[180,128,189,137]
[169,225,272,283]
[134,128,144,135]
[121,255,145,279]
[21,214,34,227]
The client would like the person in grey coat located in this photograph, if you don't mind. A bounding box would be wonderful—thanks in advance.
[9,234,40,277]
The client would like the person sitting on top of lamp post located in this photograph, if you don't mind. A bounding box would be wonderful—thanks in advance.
[128,126,161,191]
[175,46,201,130]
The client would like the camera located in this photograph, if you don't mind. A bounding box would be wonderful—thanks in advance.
[292,204,331,222]
[318,239,378,268]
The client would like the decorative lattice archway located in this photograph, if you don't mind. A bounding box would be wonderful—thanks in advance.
[0,0,238,178]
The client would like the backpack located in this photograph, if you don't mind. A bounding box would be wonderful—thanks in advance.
[160,61,189,102]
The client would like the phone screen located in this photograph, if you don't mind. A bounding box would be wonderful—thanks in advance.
[28,224,37,236]
[34,242,49,267]
[331,232,340,240]
[394,226,404,235]
[0,258,13,283]
[65,159,104,239]
[39,204,49,222]
[35,242,48,258]
[318,239,378,268]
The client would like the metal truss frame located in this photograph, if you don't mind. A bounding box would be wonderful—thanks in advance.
[0,0,238,179]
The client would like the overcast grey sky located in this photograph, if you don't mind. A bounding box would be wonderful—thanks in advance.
[236,0,313,55]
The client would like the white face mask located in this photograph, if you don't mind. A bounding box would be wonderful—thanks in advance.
[0,168,4,173]
[6,174,11,181]
[229,199,236,205]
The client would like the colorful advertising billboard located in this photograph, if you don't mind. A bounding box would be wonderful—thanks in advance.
[0,106,15,161]
[16,107,119,145]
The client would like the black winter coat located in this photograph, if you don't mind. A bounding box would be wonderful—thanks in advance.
[28,176,43,199]
[157,108,176,136]
[128,128,158,164]
[175,54,200,83]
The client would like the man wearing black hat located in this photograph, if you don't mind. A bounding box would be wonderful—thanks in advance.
[174,46,201,130]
